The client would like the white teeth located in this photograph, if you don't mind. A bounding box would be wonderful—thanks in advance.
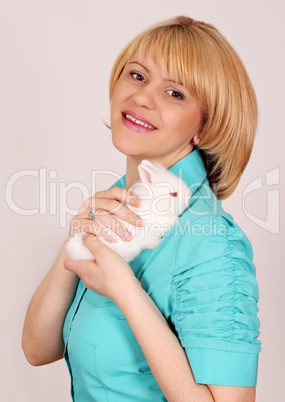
[125,113,155,130]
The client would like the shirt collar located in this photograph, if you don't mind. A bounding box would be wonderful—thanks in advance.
[111,148,208,198]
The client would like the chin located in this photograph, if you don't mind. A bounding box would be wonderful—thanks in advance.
[111,136,149,157]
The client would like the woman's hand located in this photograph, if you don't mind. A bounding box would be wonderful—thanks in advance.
[68,187,143,242]
[64,233,141,303]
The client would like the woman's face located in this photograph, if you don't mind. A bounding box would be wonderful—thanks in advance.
[110,48,203,163]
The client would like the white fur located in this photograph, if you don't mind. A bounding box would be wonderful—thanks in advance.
[66,160,191,263]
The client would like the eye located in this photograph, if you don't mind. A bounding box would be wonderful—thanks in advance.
[170,192,178,197]
[167,90,185,100]
[130,72,146,82]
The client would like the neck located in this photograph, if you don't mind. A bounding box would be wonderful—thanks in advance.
[125,145,194,190]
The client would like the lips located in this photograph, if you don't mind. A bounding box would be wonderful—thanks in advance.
[122,110,157,130]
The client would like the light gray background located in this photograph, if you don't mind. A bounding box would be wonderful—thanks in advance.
[1,1,284,401]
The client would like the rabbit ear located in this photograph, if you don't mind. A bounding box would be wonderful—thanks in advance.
[138,160,157,184]
[138,160,169,185]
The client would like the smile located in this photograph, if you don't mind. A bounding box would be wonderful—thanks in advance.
[122,112,156,130]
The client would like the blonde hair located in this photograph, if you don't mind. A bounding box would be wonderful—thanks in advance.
[109,16,258,200]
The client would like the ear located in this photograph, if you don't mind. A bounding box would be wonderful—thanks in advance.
[192,133,200,144]
[138,160,156,184]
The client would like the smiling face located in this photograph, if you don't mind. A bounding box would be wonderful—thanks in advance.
[110,48,204,166]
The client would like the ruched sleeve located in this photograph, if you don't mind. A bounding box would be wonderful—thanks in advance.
[170,214,261,386]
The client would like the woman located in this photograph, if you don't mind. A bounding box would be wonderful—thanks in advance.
[22,16,261,401]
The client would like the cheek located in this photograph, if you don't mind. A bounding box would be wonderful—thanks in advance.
[110,84,128,122]
[110,82,122,109]
[166,109,202,137]
[110,94,120,124]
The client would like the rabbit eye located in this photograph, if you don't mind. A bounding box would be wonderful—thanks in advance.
[170,192,178,197]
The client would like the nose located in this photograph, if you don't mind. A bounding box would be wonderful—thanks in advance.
[133,84,156,110]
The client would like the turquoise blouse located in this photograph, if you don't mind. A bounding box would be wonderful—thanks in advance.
[63,148,261,401]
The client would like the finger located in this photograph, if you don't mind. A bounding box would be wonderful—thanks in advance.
[96,187,141,207]
[95,199,143,227]
[69,217,96,236]
[63,256,81,274]
[64,257,95,281]
[89,198,143,228]
[81,188,142,223]
[70,217,118,243]
[72,188,143,241]
[110,203,144,228]
[91,209,133,241]
[75,197,96,216]
[83,233,109,258]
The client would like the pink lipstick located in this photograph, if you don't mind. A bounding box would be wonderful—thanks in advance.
[122,111,157,133]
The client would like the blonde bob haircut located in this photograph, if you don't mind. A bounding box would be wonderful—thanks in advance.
[109,16,258,200]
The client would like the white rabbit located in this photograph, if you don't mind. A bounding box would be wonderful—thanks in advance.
[66,160,191,263]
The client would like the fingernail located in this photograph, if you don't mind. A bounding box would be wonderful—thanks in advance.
[122,232,133,240]
[108,236,117,243]
[135,218,144,227]
[131,196,141,205]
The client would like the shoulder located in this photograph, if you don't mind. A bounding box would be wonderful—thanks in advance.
[174,203,255,276]
[170,175,255,274]
[172,207,259,305]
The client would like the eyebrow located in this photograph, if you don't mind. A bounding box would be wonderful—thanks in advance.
[127,61,184,86]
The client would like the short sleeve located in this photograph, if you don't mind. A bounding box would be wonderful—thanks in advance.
[171,215,261,386]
